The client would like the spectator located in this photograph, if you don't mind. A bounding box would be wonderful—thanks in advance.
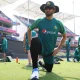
[1,34,8,61]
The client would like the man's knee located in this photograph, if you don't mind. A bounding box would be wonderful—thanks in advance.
[45,63,53,73]
[47,69,52,72]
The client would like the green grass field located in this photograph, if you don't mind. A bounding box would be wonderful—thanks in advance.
[0,59,80,80]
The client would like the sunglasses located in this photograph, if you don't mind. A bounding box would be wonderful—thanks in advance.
[45,6,54,10]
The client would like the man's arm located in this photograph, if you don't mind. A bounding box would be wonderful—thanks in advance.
[53,33,67,56]
[58,33,67,50]
[28,28,32,46]
[23,33,27,52]
[53,20,67,56]
[23,33,26,47]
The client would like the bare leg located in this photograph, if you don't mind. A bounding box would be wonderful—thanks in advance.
[27,50,32,64]
[3,53,6,62]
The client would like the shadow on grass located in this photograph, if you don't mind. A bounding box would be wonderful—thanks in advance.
[40,72,66,80]
[65,77,80,80]
[22,65,41,71]
[22,66,66,80]
[28,72,65,80]
[22,65,32,71]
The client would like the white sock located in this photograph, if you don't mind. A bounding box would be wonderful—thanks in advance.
[31,68,39,79]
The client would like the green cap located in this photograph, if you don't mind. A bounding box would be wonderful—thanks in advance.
[40,1,59,13]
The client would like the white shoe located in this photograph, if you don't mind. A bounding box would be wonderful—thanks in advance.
[30,68,39,80]
[26,63,32,67]
[73,59,77,62]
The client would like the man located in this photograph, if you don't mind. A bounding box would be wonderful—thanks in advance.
[1,34,8,61]
[28,1,66,80]
[66,38,71,62]
[73,37,80,62]
[24,29,37,66]
[73,46,80,62]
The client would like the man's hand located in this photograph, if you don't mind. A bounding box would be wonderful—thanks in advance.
[24,48,27,53]
[52,47,60,56]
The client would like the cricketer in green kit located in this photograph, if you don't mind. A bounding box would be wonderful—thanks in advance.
[1,34,8,60]
[29,18,66,64]
[24,30,37,67]
[66,38,71,62]
[28,1,67,80]
[73,37,80,62]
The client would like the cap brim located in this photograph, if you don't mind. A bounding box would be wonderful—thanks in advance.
[54,6,59,13]
[40,4,59,13]
[40,4,46,13]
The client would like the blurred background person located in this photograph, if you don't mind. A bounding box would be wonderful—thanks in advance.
[66,38,71,62]
[1,34,8,61]
[73,37,80,62]
[23,29,38,67]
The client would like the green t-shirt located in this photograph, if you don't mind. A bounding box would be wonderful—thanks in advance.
[2,38,8,50]
[29,18,66,64]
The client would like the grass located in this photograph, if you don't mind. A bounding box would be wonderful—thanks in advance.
[0,59,80,80]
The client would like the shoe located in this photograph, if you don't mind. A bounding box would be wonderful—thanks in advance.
[54,61,60,64]
[38,61,46,70]
[73,59,76,62]
[30,68,39,80]
[26,63,32,67]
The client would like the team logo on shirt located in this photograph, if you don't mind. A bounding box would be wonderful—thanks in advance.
[42,29,56,34]
[54,26,57,29]
[42,29,47,33]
